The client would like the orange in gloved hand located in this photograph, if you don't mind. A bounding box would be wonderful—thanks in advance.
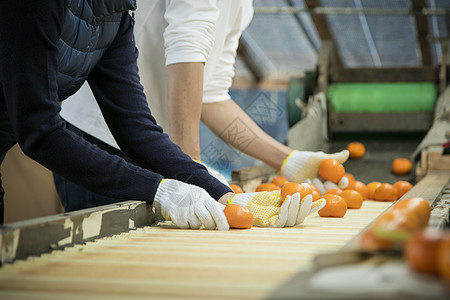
[318,194,347,218]
[255,183,281,192]
[223,203,253,229]
[280,182,312,202]
[230,184,244,194]
[271,175,288,187]
[318,158,345,183]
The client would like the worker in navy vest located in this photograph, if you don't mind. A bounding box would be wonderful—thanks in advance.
[0,0,332,230]
[0,0,236,230]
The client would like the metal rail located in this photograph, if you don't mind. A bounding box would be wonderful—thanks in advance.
[253,6,450,16]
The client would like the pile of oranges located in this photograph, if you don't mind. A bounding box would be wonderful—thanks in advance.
[233,156,416,220]
[228,147,448,283]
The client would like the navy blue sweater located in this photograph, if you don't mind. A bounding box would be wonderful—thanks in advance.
[0,0,232,203]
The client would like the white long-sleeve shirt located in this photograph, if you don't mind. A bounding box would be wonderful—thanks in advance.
[60,0,254,148]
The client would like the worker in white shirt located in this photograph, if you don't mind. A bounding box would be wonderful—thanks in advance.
[57,0,347,217]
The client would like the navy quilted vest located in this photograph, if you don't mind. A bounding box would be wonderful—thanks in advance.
[57,0,136,100]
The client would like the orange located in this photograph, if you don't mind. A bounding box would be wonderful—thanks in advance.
[345,180,368,200]
[359,228,394,251]
[280,182,312,202]
[393,180,413,198]
[310,184,320,195]
[340,189,363,209]
[366,181,381,200]
[255,183,281,192]
[373,183,398,201]
[392,158,412,175]
[343,173,355,183]
[311,190,321,202]
[271,175,288,187]
[392,197,431,228]
[318,158,345,183]
[318,194,347,218]
[437,233,450,283]
[309,184,322,201]
[323,188,343,196]
[223,203,253,229]
[404,229,444,275]
[347,142,365,159]
[373,208,421,242]
[230,184,244,194]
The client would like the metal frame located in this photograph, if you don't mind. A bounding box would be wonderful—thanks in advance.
[0,200,154,266]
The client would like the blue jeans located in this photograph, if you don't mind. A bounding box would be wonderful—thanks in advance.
[53,123,129,212]
[0,109,18,224]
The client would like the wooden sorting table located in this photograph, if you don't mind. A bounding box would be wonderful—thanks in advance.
[0,172,448,299]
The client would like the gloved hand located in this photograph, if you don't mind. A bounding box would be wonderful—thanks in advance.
[153,179,229,231]
[281,150,349,183]
[193,159,230,187]
[306,178,344,195]
[230,191,326,227]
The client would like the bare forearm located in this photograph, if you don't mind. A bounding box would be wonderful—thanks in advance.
[165,62,204,160]
[201,99,292,170]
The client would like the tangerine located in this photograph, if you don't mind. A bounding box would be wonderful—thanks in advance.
[312,190,321,202]
[359,228,394,251]
[392,197,430,228]
[393,180,413,198]
[373,208,421,242]
[323,188,343,196]
[437,233,450,283]
[310,184,320,195]
[340,189,363,209]
[373,183,398,201]
[230,184,244,194]
[345,180,368,200]
[343,173,355,183]
[392,158,412,175]
[318,194,347,218]
[255,183,281,192]
[404,229,444,275]
[347,142,365,159]
[280,182,312,201]
[271,175,288,187]
[223,203,254,229]
[366,181,381,200]
[318,158,345,183]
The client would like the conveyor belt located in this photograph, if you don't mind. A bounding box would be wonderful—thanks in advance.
[0,171,448,299]
[0,201,394,299]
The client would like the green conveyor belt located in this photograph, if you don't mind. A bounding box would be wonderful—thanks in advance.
[328,82,437,113]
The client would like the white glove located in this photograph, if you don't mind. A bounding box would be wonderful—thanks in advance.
[281,150,349,183]
[231,191,326,227]
[306,177,347,196]
[194,160,230,187]
[153,179,229,231]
